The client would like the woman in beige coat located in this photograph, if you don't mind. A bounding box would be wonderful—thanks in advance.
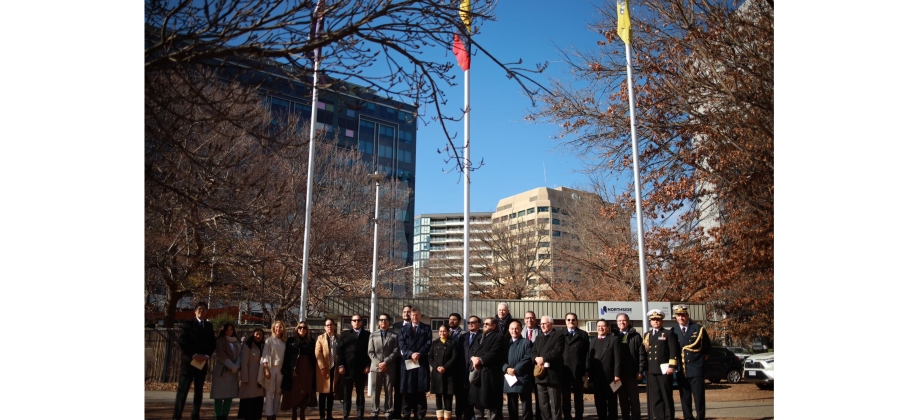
[239,328,265,420]
[315,319,342,420]
[211,323,242,420]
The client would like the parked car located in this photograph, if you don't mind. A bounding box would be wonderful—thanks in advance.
[743,351,774,389]
[704,346,744,383]
[725,346,753,361]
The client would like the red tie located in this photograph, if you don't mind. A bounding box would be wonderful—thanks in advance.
[413,325,417,334]
[527,330,532,340]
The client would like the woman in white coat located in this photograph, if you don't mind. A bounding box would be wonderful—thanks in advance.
[239,328,266,420]
[262,320,287,420]
[211,323,242,420]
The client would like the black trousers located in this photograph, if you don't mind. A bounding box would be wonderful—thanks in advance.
[536,384,562,420]
[239,396,265,420]
[677,374,705,420]
[532,385,541,420]
[616,375,641,420]
[392,369,403,420]
[451,382,468,420]
[561,379,584,420]
[594,382,617,420]
[173,365,207,420]
[646,374,674,420]
[435,393,453,412]
[506,392,533,420]
[403,392,428,420]
[343,376,368,419]
[320,393,336,419]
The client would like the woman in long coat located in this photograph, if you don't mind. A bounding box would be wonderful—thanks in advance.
[262,321,287,420]
[315,319,342,420]
[239,328,266,420]
[429,325,456,420]
[281,321,318,420]
[502,321,534,420]
[211,323,242,420]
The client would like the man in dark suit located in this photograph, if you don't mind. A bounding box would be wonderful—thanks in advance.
[446,313,467,420]
[369,313,401,420]
[533,315,565,420]
[172,302,217,420]
[469,317,505,420]
[673,304,711,420]
[561,313,588,420]
[398,307,432,420]
[522,311,541,420]
[586,320,617,420]
[458,316,483,420]
[392,305,413,419]
[614,313,645,420]
[339,314,372,420]
[644,310,680,420]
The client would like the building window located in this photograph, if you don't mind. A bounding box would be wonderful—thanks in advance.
[509,213,517,219]
[552,207,560,213]
[553,230,561,237]
[359,140,374,155]
[537,206,549,213]
[430,318,448,331]
[527,208,535,214]
[552,219,561,225]
[539,242,550,248]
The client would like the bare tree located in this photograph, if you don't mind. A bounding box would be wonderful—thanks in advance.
[145,0,548,170]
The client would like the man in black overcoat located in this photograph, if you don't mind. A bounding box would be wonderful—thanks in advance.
[586,320,617,420]
[172,302,217,420]
[391,305,413,420]
[458,316,483,420]
[339,314,372,420]
[673,304,711,420]
[613,313,646,420]
[561,313,589,420]
[469,317,505,420]
[644,310,680,420]
[399,307,432,420]
[447,313,467,420]
[533,315,565,420]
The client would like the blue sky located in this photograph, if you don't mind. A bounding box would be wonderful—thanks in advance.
[413,0,611,215]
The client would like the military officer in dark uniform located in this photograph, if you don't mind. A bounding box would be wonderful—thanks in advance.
[673,304,711,420]
[644,309,679,420]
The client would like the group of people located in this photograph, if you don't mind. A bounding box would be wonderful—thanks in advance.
[170,302,710,420]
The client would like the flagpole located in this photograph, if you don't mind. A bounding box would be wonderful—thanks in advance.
[462,50,471,326]
[300,1,325,322]
[299,54,320,323]
[624,43,649,334]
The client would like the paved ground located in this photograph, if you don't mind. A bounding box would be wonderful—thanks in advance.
[148,383,773,420]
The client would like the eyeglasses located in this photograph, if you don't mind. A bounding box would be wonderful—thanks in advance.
[351,319,362,322]
[469,320,479,324]
[565,319,577,322]
[524,317,535,320]
[483,322,493,326]
[378,319,388,322]
[539,322,551,325]
[296,326,306,330]
[324,324,334,327]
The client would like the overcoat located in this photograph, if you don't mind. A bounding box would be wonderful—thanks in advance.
[280,335,317,410]
[614,328,646,377]
[239,339,265,399]
[315,333,343,395]
[337,328,371,380]
[454,330,478,392]
[468,330,504,409]
[532,329,565,386]
[502,337,534,394]
[211,335,242,399]
[178,318,216,373]
[562,328,590,382]
[398,322,432,393]
[674,322,711,377]
[428,338,456,395]
[586,335,615,388]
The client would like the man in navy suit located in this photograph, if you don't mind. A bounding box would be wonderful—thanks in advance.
[399,307,432,420]
[172,302,216,420]
[339,314,372,420]
[458,316,483,420]
[446,313,467,420]
[673,304,711,420]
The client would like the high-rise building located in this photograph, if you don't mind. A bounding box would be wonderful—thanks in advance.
[412,212,493,296]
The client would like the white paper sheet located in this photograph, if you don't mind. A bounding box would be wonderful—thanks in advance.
[659,363,670,373]
[405,359,420,370]
[609,379,621,393]
[505,374,519,387]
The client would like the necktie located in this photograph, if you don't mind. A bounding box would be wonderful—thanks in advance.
[599,336,604,340]
[652,329,658,336]
[527,330,532,340]
[469,333,475,345]
[682,327,687,335]
[412,325,417,334]
[382,331,386,340]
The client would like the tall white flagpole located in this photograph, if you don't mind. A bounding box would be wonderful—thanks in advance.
[462,63,471,325]
[300,1,325,322]
[624,43,650,334]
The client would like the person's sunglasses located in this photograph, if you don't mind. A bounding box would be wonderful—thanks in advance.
[352,319,362,322]
[379,319,388,322]
[297,326,306,330]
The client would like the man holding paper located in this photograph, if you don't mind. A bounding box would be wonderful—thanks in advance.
[503,320,534,420]
[644,309,680,420]
[172,301,217,420]
[586,320,617,420]
[399,307,432,420]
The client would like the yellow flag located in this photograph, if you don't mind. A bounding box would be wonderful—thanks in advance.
[617,0,631,45]
[460,0,472,33]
